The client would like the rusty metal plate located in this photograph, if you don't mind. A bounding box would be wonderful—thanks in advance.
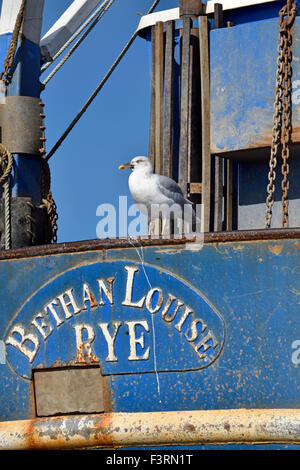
[33,366,104,417]
[0,96,42,155]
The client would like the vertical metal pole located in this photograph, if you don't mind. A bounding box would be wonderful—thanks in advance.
[179,18,191,197]
[199,15,211,233]
[1,0,44,203]
[213,4,223,232]
[163,21,174,179]
[0,0,46,248]
[149,25,156,166]
[224,19,234,231]
[154,21,164,175]
[188,29,202,206]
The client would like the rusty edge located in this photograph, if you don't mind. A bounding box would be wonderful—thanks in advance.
[0,228,300,261]
[0,409,299,450]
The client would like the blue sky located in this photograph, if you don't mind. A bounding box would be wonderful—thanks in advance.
[39,0,177,242]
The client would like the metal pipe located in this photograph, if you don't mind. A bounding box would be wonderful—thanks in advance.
[0,409,299,450]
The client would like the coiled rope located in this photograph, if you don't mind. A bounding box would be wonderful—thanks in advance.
[0,0,27,249]
[0,0,27,86]
[0,145,13,250]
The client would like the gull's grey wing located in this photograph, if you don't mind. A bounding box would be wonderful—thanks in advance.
[154,174,193,206]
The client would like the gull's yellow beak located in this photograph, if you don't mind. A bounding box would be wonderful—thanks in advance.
[119,163,132,170]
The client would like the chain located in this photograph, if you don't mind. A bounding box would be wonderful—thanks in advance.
[265,35,283,228]
[39,101,58,243]
[266,0,296,228]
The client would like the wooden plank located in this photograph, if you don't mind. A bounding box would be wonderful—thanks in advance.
[179,0,205,17]
[225,158,233,231]
[214,3,223,28]
[189,182,202,194]
[188,29,202,205]
[198,15,211,233]
[179,17,191,197]
[214,156,223,231]
[149,25,156,165]
[154,21,164,174]
[213,4,224,232]
[163,21,174,178]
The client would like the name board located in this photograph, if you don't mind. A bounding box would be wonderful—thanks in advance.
[4,261,225,379]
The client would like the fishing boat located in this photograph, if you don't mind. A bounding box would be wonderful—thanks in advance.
[0,0,299,451]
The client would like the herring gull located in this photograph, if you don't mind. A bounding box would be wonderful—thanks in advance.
[119,156,197,235]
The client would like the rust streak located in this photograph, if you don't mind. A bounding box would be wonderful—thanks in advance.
[0,230,300,261]
[268,244,283,256]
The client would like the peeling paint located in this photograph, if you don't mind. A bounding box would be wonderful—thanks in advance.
[0,409,299,450]
[268,245,283,256]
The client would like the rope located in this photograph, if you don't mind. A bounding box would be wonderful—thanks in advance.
[45,0,161,162]
[0,0,27,249]
[0,145,13,250]
[41,0,112,74]
[0,0,27,85]
[42,0,115,86]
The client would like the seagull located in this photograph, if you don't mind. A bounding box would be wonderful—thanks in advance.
[119,156,198,236]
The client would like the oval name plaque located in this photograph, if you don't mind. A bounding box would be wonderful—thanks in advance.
[4,261,226,379]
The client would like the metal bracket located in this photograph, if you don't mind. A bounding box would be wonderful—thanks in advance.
[0,197,52,249]
[0,96,43,155]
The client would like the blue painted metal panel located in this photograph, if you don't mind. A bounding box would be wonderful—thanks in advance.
[0,32,42,204]
[0,240,299,428]
[210,13,300,154]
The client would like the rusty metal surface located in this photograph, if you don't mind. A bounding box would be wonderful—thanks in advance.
[0,229,299,261]
[0,97,43,155]
[0,408,299,450]
[210,17,300,155]
[0,233,299,449]
[179,0,205,17]
[33,366,105,417]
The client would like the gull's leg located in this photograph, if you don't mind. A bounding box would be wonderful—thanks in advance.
[148,218,154,237]
[161,217,170,238]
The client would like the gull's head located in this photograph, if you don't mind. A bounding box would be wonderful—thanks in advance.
[119,156,153,173]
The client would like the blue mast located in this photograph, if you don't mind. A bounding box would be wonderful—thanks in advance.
[0,0,53,248]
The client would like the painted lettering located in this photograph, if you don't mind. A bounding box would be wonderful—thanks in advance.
[122,266,145,308]
[174,306,193,332]
[98,277,115,306]
[82,283,97,309]
[57,288,81,319]
[184,318,207,343]
[98,322,121,361]
[5,265,223,371]
[193,331,218,359]
[46,299,63,327]
[6,325,40,363]
[161,294,184,322]
[126,320,150,361]
[31,312,53,341]
[145,287,163,314]
[73,323,96,362]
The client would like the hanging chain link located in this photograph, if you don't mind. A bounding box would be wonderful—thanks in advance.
[265,0,297,229]
[39,101,58,243]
